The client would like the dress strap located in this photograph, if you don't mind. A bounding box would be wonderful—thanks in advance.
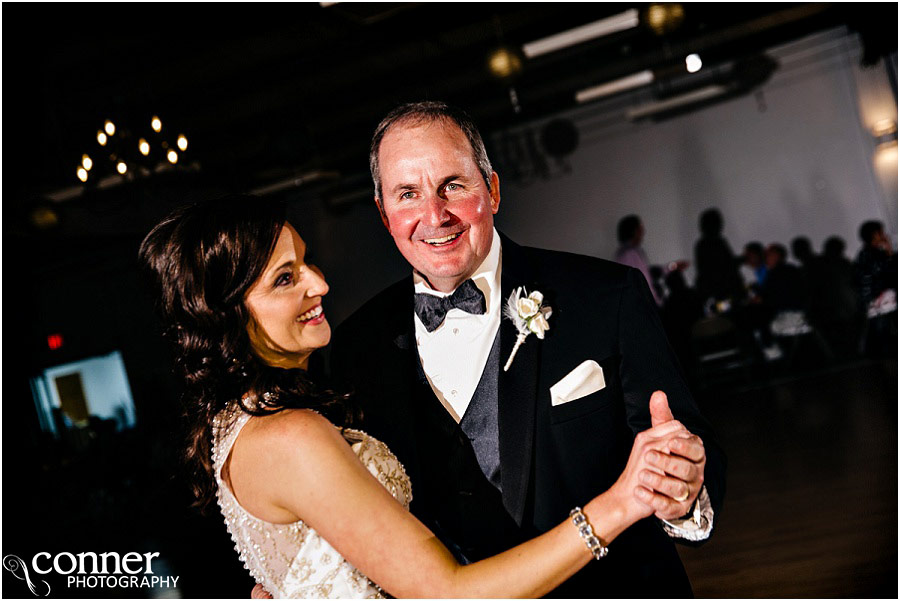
[211,403,253,478]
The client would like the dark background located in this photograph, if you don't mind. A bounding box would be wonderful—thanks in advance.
[2,3,896,598]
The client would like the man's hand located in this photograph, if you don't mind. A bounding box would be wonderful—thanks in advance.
[251,583,272,599]
[636,391,706,521]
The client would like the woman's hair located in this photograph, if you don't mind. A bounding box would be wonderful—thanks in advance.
[699,208,723,237]
[616,214,641,244]
[139,194,356,510]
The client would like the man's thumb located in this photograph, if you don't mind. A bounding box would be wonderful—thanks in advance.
[650,390,674,427]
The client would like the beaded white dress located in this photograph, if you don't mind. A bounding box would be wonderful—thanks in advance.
[212,404,413,599]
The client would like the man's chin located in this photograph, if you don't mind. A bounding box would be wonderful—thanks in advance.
[416,266,474,292]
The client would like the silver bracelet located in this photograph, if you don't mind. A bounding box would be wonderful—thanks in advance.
[569,507,608,560]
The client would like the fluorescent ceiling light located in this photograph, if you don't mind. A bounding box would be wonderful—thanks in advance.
[576,70,654,103]
[625,85,728,120]
[522,9,640,58]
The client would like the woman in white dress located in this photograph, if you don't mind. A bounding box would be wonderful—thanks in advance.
[139,196,698,598]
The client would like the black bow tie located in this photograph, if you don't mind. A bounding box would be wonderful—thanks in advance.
[414,279,486,332]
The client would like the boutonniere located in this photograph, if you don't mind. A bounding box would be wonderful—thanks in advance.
[503,287,552,371]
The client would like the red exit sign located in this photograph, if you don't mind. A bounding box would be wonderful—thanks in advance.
[47,334,64,350]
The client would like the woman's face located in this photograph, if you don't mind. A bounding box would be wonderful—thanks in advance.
[244,223,330,369]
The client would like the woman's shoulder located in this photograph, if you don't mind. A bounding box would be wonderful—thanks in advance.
[239,408,344,455]
[228,408,355,523]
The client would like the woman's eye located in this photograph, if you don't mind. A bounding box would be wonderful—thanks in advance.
[274,273,293,287]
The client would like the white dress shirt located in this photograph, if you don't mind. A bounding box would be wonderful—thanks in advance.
[413,228,502,422]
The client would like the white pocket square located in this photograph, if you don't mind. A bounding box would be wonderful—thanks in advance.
[550,360,606,406]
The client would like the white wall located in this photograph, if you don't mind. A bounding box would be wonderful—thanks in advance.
[492,28,897,276]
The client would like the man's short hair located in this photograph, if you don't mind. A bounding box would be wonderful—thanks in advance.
[859,220,884,245]
[823,236,845,258]
[767,243,787,263]
[617,214,642,244]
[699,208,724,236]
[791,236,813,261]
[369,101,493,206]
[744,241,765,258]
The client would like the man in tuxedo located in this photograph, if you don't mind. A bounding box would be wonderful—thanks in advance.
[331,102,725,597]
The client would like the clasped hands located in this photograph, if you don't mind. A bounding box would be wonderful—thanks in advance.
[613,391,706,522]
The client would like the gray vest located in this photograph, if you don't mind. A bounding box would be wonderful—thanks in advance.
[459,330,502,492]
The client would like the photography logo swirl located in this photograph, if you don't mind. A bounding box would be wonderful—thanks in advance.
[3,554,51,596]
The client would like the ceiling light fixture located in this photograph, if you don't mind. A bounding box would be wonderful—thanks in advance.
[522,9,639,58]
[625,85,728,120]
[685,54,703,73]
[576,70,655,103]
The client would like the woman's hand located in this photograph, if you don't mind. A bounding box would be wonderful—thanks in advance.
[606,416,693,526]
[594,391,705,532]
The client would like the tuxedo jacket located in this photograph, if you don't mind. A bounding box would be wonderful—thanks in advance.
[331,233,726,597]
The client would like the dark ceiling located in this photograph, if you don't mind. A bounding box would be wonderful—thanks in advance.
[5,3,897,227]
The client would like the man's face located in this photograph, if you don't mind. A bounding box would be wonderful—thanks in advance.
[765,246,781,270]
[376,120,500,292]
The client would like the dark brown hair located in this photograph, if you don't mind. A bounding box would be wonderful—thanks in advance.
[139,195,355,510]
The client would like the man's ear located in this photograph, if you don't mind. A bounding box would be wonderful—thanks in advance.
[489,172,501,214]
[375,197,390,232]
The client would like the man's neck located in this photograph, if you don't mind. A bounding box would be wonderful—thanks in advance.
[418,273,471,294]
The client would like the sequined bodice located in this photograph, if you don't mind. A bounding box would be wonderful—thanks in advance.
[212,405,412,599]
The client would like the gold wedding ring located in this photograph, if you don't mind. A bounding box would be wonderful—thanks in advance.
[674,488,690,502]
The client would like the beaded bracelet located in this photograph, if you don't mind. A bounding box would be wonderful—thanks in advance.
[569,507,609,560]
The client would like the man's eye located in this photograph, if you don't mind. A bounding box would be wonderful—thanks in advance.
[400,191,416,200]
[445,183,460,191]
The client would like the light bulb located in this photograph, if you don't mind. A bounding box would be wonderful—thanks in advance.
[177,134,188,151]
[151,116,162,133]
[117,161,127,174]
[104,120,116,136]
[77,167,88,182]
[82,154,92,171]
[139,138,150,156]
[685,54,702,73]
[97,131,108,146]
[167,149,178,164]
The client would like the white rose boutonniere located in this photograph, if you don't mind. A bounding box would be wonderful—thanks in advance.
[503,287,552,371]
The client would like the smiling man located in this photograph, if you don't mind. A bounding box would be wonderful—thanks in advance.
[331,102,726,597]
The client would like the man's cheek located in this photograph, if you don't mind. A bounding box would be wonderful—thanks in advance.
[389,214,419,238]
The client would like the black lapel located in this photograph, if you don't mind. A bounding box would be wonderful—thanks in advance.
[497,233,541,526]
[377,277,425,485]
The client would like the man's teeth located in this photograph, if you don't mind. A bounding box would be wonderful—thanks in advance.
[297,306,323,322]
[424,232,462,245]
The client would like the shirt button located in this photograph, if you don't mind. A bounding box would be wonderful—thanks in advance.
[453,328,459,335]
[451,390,458,396]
